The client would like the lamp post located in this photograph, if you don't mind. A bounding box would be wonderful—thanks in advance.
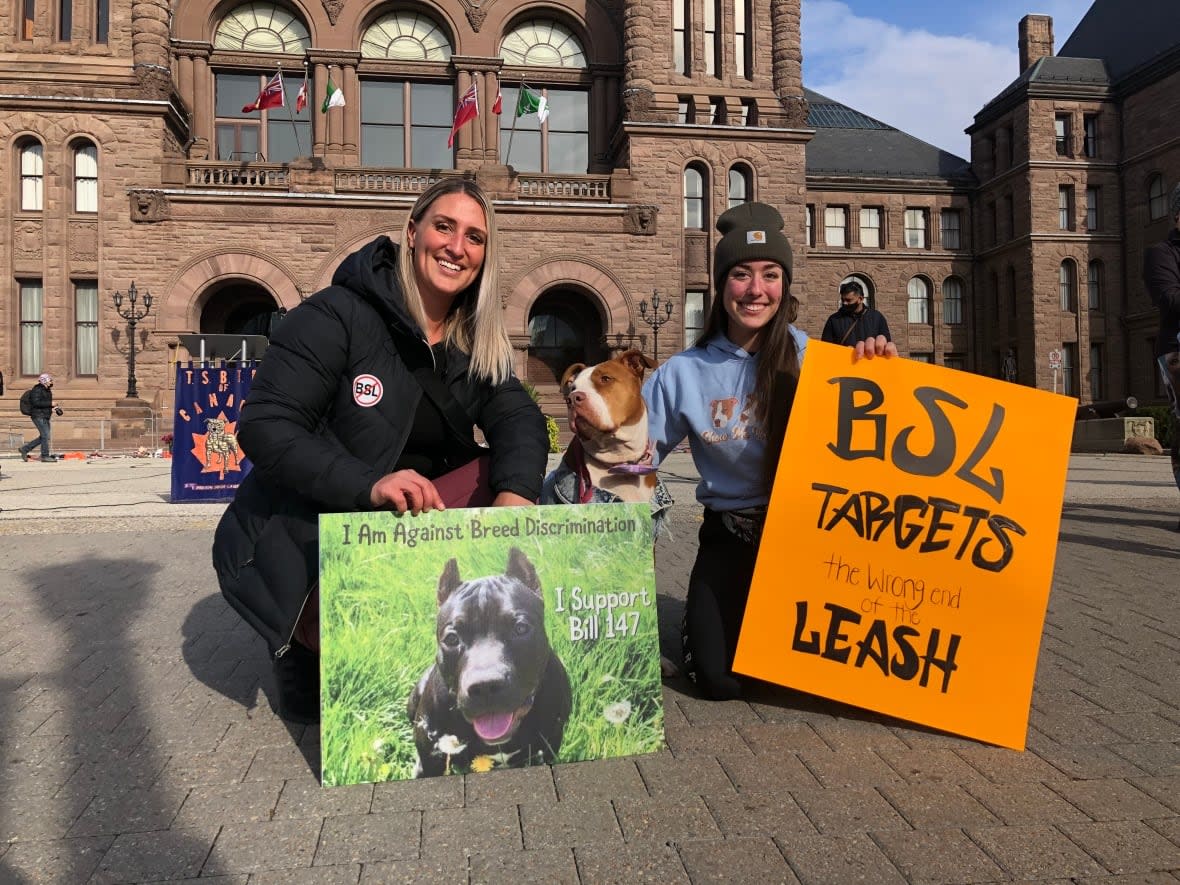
[113,281,153,399]
[638,289,675,360]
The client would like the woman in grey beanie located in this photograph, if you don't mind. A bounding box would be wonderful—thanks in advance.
[643,201,895,698]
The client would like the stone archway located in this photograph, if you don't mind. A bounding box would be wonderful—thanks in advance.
[199,280,280,335]
[526,288,609,385]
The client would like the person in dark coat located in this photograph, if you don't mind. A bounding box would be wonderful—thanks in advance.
[820,280,892,346]
[212,178,549,723]
[19,373,59,462]
[1143,182,1180,528]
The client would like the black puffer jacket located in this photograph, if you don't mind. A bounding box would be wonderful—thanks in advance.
[820,307,892,345]
[26,383,54,419]
[1144,227,1180,357]
[212,236,548,654]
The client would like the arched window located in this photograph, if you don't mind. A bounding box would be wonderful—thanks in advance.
[943,276,964,325]
[683,164,707,229]
[1148,174,1168,221]
[1059,260,1077,312]
[907,277,931,324]
[361,11,452,61]
[501,19,585,67]
[727,165,752,209]
[19,140,44,211]
[73,140,98,213]
[1087,260,1103,311]
[499,20,588,173]
[214,2,310,52]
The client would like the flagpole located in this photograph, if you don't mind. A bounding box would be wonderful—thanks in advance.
[505,81,523,167]
[476,76,485,156]
[287,61,306,159]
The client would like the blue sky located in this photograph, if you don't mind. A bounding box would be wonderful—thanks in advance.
[802,0,1092,158]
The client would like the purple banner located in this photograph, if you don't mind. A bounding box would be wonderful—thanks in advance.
[170,361,257,503]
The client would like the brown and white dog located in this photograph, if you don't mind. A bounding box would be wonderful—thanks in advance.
[553,349,659,504]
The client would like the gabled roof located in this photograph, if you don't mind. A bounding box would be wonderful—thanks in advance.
[1059,0,1180,81]
[804,89,972,182]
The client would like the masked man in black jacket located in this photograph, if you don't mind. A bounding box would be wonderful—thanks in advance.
[821,280,891,346]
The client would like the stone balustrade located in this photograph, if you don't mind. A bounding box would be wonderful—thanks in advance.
[186,162,289,189]
[516,174,611,200]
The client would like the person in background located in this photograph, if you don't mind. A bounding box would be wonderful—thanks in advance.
[644,203,897,700]
[821,279,892,346]
[1143,182,1180,530]
[19,373,59,463]
[212,178,549,723]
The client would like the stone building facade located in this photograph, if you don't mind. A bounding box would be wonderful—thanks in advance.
[0,0,1176,447]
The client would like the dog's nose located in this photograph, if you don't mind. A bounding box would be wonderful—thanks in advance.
[465,675,510,703]
[569,391,586,405]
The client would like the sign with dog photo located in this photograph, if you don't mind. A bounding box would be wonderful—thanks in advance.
[734,341,1075,750]
[318,503,664,786]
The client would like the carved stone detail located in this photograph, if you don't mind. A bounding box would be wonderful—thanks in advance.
[465,6,488,31]
[69,222,98,261]
[776,95,811,129]
[14,220,42,258]
[129,190,171,223]
[624,204,658,236]
[322,0,344,25]
[134,63,173,100]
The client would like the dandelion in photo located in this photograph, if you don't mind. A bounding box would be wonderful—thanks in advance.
[470,755,495,773]
[437,735,465,755]
[603,700,632,725]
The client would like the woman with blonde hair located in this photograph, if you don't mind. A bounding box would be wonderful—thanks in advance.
[213,177,548,723]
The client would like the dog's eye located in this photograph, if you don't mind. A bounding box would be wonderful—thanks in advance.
[441,628,462,649]
[513,620,532,637]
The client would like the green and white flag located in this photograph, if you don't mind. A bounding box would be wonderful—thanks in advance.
[515,86,549,124]
[321,78,345,113]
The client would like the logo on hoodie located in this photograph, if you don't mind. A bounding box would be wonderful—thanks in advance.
[352,374,384,407]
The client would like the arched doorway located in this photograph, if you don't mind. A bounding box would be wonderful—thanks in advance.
[527,289,607,384]
[199,281,281,336]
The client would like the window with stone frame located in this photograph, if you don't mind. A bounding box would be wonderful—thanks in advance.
[1061,343,1078,396]
[683,164,707,229]
[59,0,71,40]
[907,276,931,324]
[1148,174,1167,221]
[1087,260,1104,311]
[1083,114,1098,158]
[1059,260,1077,312]
[75,281,99,375]
[211,4,312,163]
[21,0,34,39]
[1058,185,1074,230]
[904,208,927,248]
[18,139,44,211]
[684,290,706,348]
[1088,343,1104,399]
[859,207,882,248]
[73,140,98,213]
[1085,185,1100,231]
[940,209,961,249]
[673,0,689,74]
[734,0,752,79]
[20,279,44,375]
[805,204,814,247]
[727,165,752,209]
[499,19,590,173]
[95,0,108,42]
[361,80,453,169]
[943,276,964,325]
[824,206,847,247]
[703,0,720,76]
[1054,113,1071,156]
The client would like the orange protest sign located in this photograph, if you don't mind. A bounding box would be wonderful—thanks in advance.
[733,341,1076,749]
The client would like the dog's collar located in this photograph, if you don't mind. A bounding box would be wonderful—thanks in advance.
[606,441,657,475]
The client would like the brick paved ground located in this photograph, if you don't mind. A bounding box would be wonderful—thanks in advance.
[0,454,1177,883]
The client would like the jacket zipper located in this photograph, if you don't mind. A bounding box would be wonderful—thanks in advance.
[274,581,316,660]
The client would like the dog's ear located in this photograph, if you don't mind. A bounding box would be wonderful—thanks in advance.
[437,558,461,604]
[559,364,587,389]
[619,349,658,379]
[505,547,541,597]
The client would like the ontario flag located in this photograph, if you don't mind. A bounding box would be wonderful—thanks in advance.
[447,82,479,148]
[242,69,285,113]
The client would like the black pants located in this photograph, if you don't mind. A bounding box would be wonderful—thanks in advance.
[683,509,760,700]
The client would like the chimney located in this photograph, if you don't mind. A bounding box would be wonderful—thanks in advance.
[1019,14,1054,73]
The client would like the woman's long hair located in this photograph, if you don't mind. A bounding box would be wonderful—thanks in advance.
[695,284,802,488]
[396,177,514,385]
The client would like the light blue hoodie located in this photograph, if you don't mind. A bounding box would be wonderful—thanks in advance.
[643,328,808,511]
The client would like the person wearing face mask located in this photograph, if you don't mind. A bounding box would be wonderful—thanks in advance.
[212,178,548,723]
[820,280,891,346]
[644,203,897,700]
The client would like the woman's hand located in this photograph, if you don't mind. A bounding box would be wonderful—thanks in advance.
[492,491,535,507]
[370,470,445,515]
[853,335,899,361]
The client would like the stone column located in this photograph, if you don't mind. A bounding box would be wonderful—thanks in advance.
[192,55,211,146]
[622,0,656,120]
[313,63,327,157]
[176,54,193,105]
[485,69,500,162]
[342,63,359,163]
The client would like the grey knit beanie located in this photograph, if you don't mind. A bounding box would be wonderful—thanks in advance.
[713,202,793,292]
[1171,183,1180,220]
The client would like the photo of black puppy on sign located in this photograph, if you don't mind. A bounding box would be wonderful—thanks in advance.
[406,547,572,777]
